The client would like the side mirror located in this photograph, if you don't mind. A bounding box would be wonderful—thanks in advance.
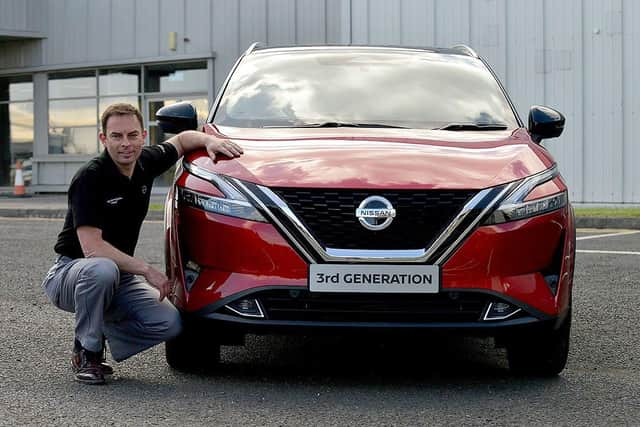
[528,105,565,143]
[156,102,198,134]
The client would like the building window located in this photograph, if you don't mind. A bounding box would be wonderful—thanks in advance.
[0,75,34,187]
[0,75,33,101]
[99,67,141,96]
[47,61,208,161]
[48,98,98,154]
[48,71,99,155]
[145,62,208,93]
[49,70,96,98]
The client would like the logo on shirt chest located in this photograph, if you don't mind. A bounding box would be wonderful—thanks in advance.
[106,196,124,206]
[141,185,148,195]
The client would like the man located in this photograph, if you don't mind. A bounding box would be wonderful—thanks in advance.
[41,103,243,384]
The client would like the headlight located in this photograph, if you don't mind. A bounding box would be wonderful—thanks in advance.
[179,161,267,222]
[484,165,567,225]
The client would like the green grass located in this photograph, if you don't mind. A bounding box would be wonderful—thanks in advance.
[574,207,640,218]
[149,203,164,212]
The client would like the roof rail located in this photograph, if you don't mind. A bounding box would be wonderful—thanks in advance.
[450,44,479,58]
[244,42,263,56]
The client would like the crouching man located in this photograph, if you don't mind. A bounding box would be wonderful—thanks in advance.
[41,103,243,384]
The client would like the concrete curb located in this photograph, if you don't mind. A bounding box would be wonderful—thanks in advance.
[575,217,640,230]
[0,207,638,229]
[0,209,165,221]
[0,209,67,219]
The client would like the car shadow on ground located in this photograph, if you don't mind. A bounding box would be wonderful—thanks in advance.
[170,334,566,386]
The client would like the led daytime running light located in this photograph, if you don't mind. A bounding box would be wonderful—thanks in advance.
[179,187,267,222]
[180,161,267,222]
[501,165,558,205]
[484,165,566,225]
[183,161,247,200]
[487,192,567,224]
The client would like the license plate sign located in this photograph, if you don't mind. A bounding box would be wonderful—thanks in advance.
[309,264,439,293]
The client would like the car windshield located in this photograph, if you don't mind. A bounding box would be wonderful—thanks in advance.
[213,48,520,130]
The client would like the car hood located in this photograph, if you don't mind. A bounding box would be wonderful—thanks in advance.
[186,126,554,190]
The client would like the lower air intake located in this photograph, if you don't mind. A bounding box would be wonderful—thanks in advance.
[245,289,489,323]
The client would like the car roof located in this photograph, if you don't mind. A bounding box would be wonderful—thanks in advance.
[248,44,480,59]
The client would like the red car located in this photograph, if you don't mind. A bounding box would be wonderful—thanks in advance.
[157,45,574,376]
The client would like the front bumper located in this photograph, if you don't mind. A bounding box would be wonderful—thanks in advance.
[180,297,569,346]
[172,208,573,310]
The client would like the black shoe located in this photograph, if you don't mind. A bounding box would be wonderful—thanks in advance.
[99,347,114,376]
[71,348,106,385]
[99,336,114,376]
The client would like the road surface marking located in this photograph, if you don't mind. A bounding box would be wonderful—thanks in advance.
[577,249,640,256]
[576,230,640,241]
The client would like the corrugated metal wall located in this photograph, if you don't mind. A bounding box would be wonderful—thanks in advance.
[0,0,43,34]
[0,0,349,88]
[0,0,637,204]
[0,0,45,64]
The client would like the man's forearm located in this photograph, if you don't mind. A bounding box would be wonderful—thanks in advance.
[167,129,243,161]
[167,130,207,157]
[83,239,150,276]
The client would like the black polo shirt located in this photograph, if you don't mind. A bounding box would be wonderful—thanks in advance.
[54,142,179,259]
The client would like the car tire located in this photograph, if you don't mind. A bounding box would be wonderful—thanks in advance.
[165,322,221,372]
[506,308,571,376]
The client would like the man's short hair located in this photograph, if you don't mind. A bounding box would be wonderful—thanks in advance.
[100,103,144,134]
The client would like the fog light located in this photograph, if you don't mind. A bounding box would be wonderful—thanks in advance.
[483,301,521,321]
[544,274,559,295]
[225,298,265,318]
[184,260,201,292]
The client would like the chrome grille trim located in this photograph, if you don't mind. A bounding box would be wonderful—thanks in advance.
[259,185,329,259]
[433,182,518,264]
[230,179,317,264]
[325,247,425,260]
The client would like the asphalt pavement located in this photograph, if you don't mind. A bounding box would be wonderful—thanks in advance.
[0,219,638,425]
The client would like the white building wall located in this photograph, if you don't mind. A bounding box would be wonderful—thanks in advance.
[0,0,637,204]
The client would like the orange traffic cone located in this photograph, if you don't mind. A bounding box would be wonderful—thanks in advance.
[14,160,26,196]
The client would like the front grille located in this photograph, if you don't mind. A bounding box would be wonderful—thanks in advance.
[272,188,477,249]
[252,289,488,323]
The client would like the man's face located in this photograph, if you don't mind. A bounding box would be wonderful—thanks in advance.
[99,114,147,170]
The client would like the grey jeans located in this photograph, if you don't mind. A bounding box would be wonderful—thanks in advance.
[42,256,182,362]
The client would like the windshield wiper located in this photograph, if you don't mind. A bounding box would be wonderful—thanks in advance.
[287,122,408,129]
[436,123,508,131]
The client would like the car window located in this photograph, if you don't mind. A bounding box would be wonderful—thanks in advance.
[213,49,519,130]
